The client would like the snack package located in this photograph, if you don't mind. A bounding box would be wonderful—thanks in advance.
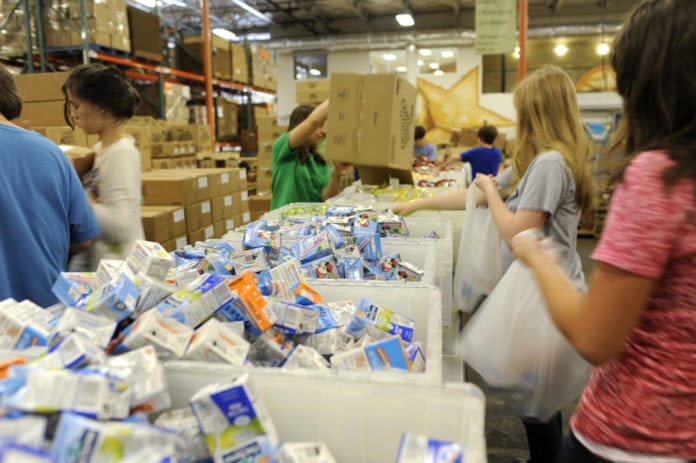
[155,274,234,328]
[394,433,464,463]
[189,374,278,463]
[376,253,401,280]
[353,234,382,261]
[184,318,250,365]
[378,212,409,238]
[335,245,362,280]
[51,272,94,307]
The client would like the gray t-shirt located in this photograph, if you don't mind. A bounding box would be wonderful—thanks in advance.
[496,151,586,290]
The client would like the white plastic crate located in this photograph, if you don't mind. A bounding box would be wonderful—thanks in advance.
[164,364,487,463]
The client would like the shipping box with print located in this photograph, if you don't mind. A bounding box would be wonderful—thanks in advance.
[325,73,416,185]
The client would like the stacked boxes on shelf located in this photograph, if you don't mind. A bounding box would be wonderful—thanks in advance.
[141,168,250,250]
[216,96,239,142]
[0,2,36,56]
[250,44,277,91]
[230,43,249,84]
[41,0,130,53]
[252,112,281,220]
[179,35,231,80]
[296,79,330,105]
[126,6,162,63]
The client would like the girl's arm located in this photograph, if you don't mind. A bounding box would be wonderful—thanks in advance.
[288,100,329,150]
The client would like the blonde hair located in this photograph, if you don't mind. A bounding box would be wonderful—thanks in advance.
[511,66,595,211]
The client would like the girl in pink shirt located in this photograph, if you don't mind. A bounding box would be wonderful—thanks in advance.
[513,0,696,461]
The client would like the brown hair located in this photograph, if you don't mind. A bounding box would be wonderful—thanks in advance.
[62,63,141,128]
[287,104,327,165]
[0,64,23,120]
[608,0,696,192]
[478,125,498,145]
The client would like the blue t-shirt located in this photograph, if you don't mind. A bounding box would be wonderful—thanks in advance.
[459,146,502,177]
[0,125,99,307]
[413,142,436,161]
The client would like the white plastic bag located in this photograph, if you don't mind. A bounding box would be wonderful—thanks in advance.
[458,259,591,421]
[453,182,503,313]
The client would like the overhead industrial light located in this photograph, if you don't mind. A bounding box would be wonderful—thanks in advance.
[428,62,439,69]
[212,28,237,41]
[512,46,520,59]
[395,13,414,27]
[417,59,424,66]
[440,50,454,58]
[231,0,269,22]
[433,70,444,76]
[596,42,610,56]
[396,66,407,73]
[382,53,397,61]
[419,49,432,56]
[309,68,322,76]
[554,43,569,56]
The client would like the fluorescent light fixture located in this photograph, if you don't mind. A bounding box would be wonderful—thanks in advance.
[596,42,610,56]
[212,28,237,41]
[395,13,414,27]
[231,0,269,22]
[434,70,444,76]
[419,49,432,56]
[428,62,439,69]
[554,43,569,56]
[240,32,271,41]
[382,53,397,61]
[133,0,157,7]
[396,66,407,72]
[296,73,303,79]
[309,68,322,76]
[513,46,520,59]
[441,50,454,58]
[417,59,424,66]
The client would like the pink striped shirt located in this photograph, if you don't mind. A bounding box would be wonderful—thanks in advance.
[572,150,696,457]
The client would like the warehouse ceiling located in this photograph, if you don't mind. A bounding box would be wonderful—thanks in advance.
[142,0,642,47]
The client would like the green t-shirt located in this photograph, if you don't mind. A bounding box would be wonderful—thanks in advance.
[270,132,331,210]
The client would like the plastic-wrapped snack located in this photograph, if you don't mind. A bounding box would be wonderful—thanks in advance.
[184,318,250,365]
[405,342,426,373]
[395,261,425,282]
[243,220,281,249]
[246,330,294,367]
[355,323,396,347]
[357,298,415,342]
[283,345,330,370]
[51,272,94,308]
[134,272,176,317]
[268,299,321,335]
[395,433,463,463]
[290,232,333,264]
[50,307,116,349]
[275,442,337,463]
[301,329,354,356]
[154,408,211,463]
[201,240,236,258]
[232,247,271,274]
[301,255,340,280]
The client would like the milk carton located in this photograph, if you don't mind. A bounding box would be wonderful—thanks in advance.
[126,240,175,280]
[184,318,250,365]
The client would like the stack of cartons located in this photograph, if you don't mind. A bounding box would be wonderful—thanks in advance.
[141,168,250,249]
[41,0,130,53]
[13,72,71,127]
[296,79,330,105]
[126,6,162,63]
[179,35,231,80]
[140,206,187,252]
[216,97,238,142]
[230,43,249,84]
[0,2,35,56]
[325,73,417,185]
[254,115,281,196]
[250,44,277,90]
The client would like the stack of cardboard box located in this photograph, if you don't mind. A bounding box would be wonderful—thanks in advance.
[216,97,239,142]
[230,44,249,84]
[141,168,250,251]
[126,6,162,63]
[179,35,231,80]
[13,72,71,128]
[250,44,277,91]
[296,79,330,105]
[1,2,36,56]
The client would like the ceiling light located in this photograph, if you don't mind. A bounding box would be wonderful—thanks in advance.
[419,49,432,56]
[407,44,416,52]
[428,62,439,69]
[512,46,520,59]
[231,0,269,22]
[596,42,610,56]
[433,70,444,76]
[309,68,322,76]
[382,53,397,61]
[396,66,407,73]
[212,28,236,41]
[417,59,424,66]
[296,73,303,79]
[554,43,569,57]
[441,50,454,58]
[395,13,414,27]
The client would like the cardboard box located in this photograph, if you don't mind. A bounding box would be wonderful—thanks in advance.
[16,101,67,128]
[142,172,203,206]
[13,72,70,103]
[296,79,330,92]
[59,145,95,178]
[213,219,236,238]
[326,73,416,182]
[43,126,97,148]
[211,195,236,222]
[255,115,278,127]
[230,44,249,83]
[146,170,211,202]
[141,205,186,243]
[161,235,188,252]
[127,6,162,63]
[257,126,286,143]
[248,194,272,215]
[185,200,212,231]
[180,35,231,80]
[296,89,329,105]
[256,166,272,192]
[195,168,237,196]
[187,225,215,245]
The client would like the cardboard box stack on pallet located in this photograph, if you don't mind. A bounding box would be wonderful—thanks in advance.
[250,44,277,91]
[230,43,249,84]
[41,0,130,53]
[141,168,250,251]
[126,6,162,63]
[216,96,239,142]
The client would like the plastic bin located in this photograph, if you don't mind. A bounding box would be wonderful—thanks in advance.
[164,364,488,463]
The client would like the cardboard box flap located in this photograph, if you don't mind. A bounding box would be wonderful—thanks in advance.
[356,166,413,186]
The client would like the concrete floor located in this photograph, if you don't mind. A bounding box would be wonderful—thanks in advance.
[448,237,599,462]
